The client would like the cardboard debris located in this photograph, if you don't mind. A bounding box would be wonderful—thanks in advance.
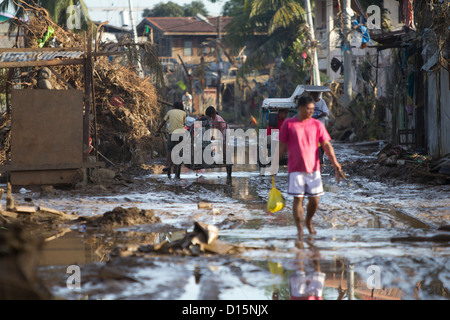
[135,221,244,256]
[198,202,213,209]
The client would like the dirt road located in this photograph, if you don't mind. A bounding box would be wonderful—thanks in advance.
[22,142,449,300]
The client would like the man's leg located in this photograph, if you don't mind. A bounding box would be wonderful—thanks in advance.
[164,135,173,171]
[293,196,305,240]
[305,196,319,234]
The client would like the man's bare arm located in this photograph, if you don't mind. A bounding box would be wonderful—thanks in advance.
[322,140,342,182]
[279,141,287,160]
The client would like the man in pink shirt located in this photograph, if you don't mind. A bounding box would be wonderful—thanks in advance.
[279,96,342,241]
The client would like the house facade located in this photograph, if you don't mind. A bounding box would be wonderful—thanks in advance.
[314,0,449,159]
[136,16,232,65]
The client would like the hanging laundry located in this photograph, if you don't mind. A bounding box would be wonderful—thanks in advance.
[351,20,371,49]
[403,0,415,30]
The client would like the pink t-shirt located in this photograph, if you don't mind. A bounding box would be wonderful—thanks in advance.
[279,117,331,173]
[212,114,227,134]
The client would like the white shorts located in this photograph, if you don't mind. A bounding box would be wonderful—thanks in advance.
[288,171,324,198]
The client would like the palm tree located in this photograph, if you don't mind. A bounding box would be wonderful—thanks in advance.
[250,0,305,34]
[225,0,306,71]
[0,0,92,30]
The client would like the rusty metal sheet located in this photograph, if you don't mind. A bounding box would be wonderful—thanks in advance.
[0,51,83,62]
[11,89,84,166]
[9,89,84,185]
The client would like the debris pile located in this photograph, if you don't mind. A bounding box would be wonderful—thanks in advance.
[111,221,245,257]
[344,144,450,185]
[93,58,166,164]
[85,207,161,229]
[0,2,167,166]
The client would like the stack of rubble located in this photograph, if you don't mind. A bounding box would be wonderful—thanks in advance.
[377,144,450,183]
[0,3,167,166]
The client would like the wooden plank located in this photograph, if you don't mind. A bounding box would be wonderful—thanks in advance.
[10,170,79,186]
[84,30,93,162]
[14,206,37,214]
[48,66,75,89]
[157,99,173,107]
[0,162,105,172]
[37,208,77,220]
[0,47,84,52]
[92,51,127,57]
[0,58,85,68]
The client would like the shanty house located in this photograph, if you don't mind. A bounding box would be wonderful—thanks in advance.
[136,16,232,65]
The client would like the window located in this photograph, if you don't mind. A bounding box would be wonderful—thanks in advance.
[184,40,193,56]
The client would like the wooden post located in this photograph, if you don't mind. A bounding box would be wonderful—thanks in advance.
[216,16,222,111]
[83,30,93,162]
[92,55,99,163]
[347,263,355,300]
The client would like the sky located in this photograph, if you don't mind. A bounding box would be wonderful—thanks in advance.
[84,0,225,27]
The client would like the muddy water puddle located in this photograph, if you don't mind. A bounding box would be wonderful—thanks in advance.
[27,143,450,299]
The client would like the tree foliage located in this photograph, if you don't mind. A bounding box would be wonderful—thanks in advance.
[143,1,185,17]
[225,0,306,72]
[143,1,209,18]
[183,1,208,17]
[222,0,245,17]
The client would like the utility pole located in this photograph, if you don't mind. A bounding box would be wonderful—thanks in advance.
[343,0,353,106]
[216,16,222,111]
[304,0,321,86]
[128,0,143,77]
[128,0,138,44]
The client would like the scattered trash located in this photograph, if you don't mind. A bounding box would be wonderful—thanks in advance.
[198,202,213,209]
[138,221,244,256]
[19,188,31,193]
[210,208,221,215]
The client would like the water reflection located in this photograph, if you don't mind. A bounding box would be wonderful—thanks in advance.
[266,239,410,300]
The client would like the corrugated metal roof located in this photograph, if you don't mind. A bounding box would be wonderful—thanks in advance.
[0,51,84,62]
[139,17,232,34]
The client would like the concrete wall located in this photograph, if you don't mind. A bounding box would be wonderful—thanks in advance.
[383,0,403,31]
[426,72,440,157]
[439,67,450,156]
[426,67,450,158]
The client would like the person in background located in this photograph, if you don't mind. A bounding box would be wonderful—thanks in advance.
[182,90,193,115]
[156,101,186,172]
[267,109,289,137]
[311,92,329,164]
[205,106,227,135]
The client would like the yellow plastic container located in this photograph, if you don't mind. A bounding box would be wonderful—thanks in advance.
[267,176,285,213]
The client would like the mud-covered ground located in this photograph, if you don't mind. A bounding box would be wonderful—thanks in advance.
[4,142,449,300]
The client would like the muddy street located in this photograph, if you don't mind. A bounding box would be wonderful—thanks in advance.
[8,142,448,300]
